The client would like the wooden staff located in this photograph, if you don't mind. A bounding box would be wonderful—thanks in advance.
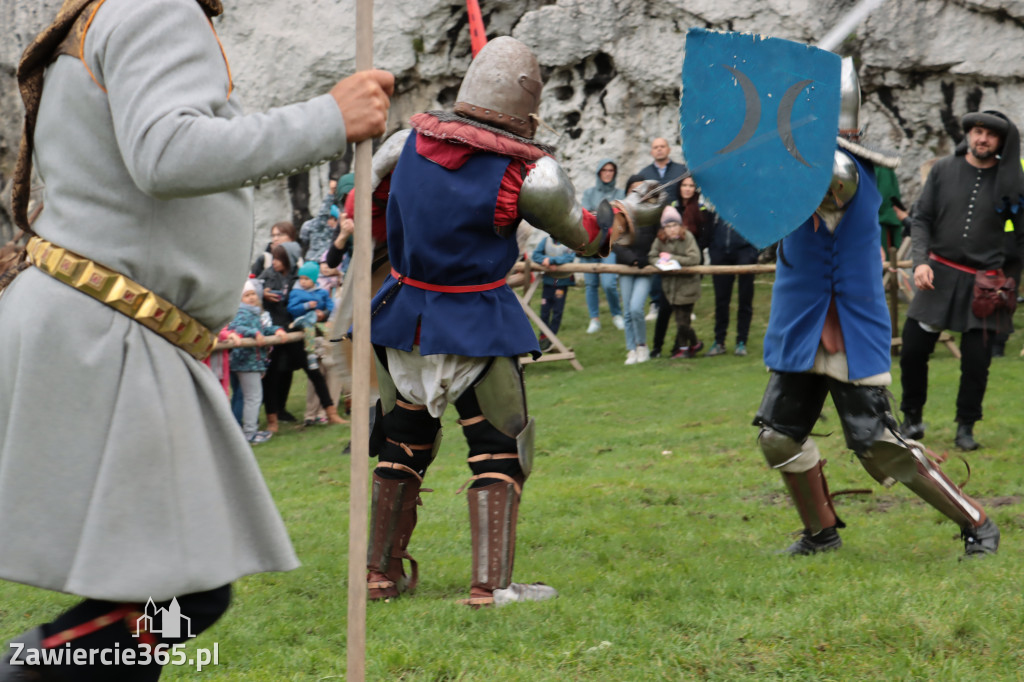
[348,0,373,677]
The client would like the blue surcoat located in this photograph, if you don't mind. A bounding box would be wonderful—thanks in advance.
[763,151,892,380]
[370,132,540,357]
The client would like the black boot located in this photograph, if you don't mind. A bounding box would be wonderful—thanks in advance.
[962,517,999,556]
[780,526,843,556]
[900,410,925,440]
[955,423,980,451]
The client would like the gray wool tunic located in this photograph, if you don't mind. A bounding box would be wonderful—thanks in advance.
[0,0,347,601]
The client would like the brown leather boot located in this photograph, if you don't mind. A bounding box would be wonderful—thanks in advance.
[265,413,279,434]
[366,472,422,600]
[324,404,348,425]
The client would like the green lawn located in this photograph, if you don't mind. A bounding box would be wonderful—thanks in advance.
[3,274,1024,680]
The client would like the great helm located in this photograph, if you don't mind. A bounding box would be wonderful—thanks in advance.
[453,36,543,139]
[838,57,861,141]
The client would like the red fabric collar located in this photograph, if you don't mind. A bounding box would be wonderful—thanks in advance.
[411,112,549,169]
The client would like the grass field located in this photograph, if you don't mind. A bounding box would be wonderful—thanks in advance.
[3,274,1024,680]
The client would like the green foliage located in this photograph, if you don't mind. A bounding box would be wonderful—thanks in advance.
[4,276,1024,680]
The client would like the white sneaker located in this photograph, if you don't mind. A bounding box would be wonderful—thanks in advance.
[612,315,625,330]
[636,345,650,363]
[493,582,559,606]
[645,304,659,322]
[586,318,601,334]
[624,349,638,365]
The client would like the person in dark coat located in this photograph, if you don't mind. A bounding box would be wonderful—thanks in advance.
[899,110,1024,451]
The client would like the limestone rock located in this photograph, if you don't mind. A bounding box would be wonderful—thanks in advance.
[4,0,1024,246]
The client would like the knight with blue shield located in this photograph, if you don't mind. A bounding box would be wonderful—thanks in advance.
[753,60,999,557]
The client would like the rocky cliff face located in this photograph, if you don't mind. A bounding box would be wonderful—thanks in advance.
[3,0,1024,243]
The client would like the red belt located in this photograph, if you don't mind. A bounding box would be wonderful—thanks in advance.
[391,267,506,293]
[928,252,998,276]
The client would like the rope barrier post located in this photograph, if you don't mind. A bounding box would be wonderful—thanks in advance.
[347,0,373,678]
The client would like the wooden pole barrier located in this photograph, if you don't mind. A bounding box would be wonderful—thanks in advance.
[348,0,373,678]
[511,260,912,277]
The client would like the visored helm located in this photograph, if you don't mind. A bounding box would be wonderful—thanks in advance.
[453,36,543,139]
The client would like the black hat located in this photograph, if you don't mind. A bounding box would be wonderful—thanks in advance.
[961,110,1010,138]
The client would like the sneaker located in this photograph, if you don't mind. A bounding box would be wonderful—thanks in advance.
[707,343,727,357]
[671,347,689,359]
[304,418,316,427]
[734,342,748,356]
[316,415,330,425]
[612,315,625,330]
[493,582,559,606]
[687,341,704,357]
[779,527,842,556]
[538,337,552,352]
[624,349,638,365]
[636,345,650,363]
[649,349,662,359]
[645,304,659,322]
[586,319,601,334]
[962,518,1000,557]
[248,430,273,444]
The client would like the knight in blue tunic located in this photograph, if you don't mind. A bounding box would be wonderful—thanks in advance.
[360,37,657,607]
[752,61,999,558]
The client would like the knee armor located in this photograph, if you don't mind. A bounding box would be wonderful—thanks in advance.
[758,427,821,473]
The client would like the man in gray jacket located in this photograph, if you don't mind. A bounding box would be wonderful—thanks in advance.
[0,0,391,678]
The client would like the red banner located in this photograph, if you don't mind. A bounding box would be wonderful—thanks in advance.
[466,0,487,57]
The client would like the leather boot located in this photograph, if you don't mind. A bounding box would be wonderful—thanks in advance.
[900,410,924,440]
[324,404,348,425]
[955,422,979,451]
[366,472,422,600]
[265,413,279,434]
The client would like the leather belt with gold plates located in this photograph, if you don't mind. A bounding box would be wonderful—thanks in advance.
[26,236,216,360]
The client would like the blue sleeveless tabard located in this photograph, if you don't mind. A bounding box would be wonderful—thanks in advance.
[763,150,892,380]
[370,132,540,358]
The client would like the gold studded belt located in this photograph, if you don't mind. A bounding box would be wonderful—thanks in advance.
[25,236,216,360]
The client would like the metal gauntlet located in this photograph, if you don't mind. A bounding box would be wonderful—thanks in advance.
[518,156,601,256]
[610,180,667,241]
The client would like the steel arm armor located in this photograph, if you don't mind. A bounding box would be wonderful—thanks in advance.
[518,156,602,256]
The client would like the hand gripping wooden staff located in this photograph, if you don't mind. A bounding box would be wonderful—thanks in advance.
[347,0,373,678]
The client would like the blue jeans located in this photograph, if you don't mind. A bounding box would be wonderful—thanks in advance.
[579,253,622,319]
[619,274,651,351]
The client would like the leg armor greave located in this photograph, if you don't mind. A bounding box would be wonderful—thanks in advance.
[759,427,842,535]
[367,472,424,600]
[454,358,533,601]
[861,434,986,529]
[366,351,442,600]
